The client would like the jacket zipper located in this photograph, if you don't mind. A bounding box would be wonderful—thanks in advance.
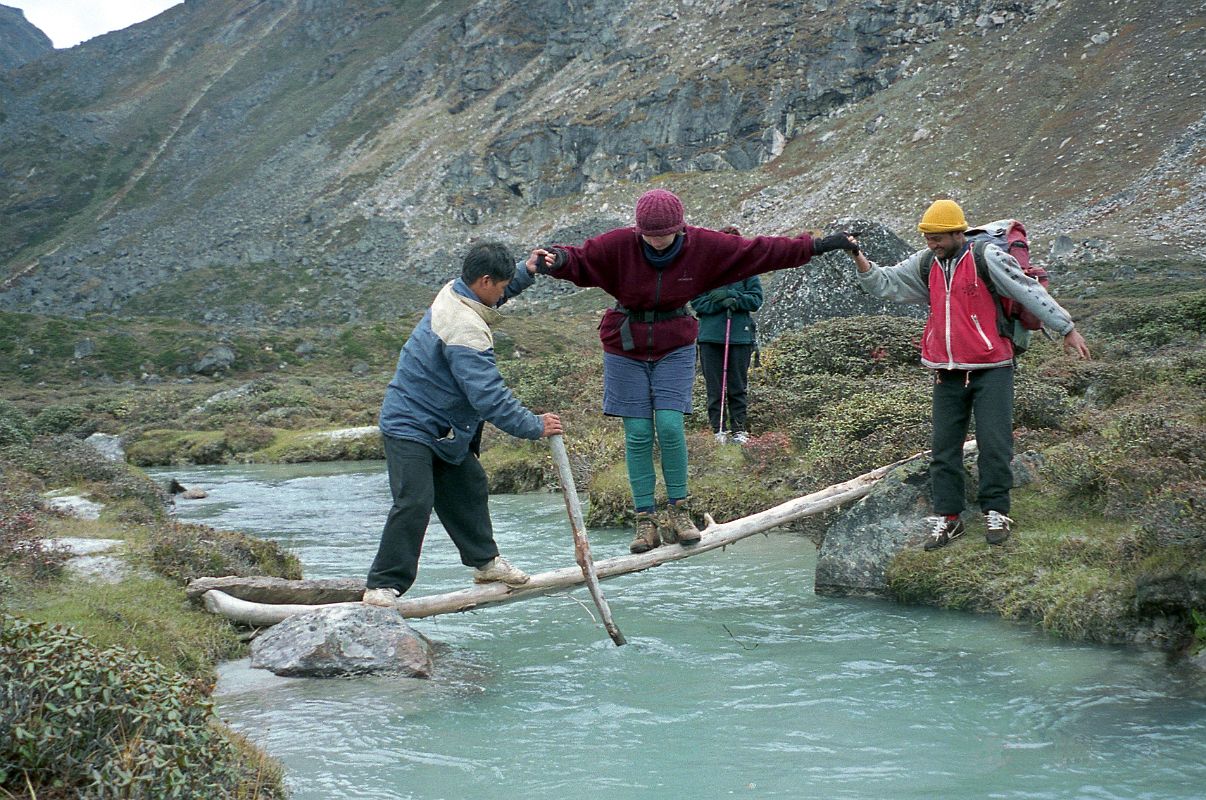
[971,314,995,350]
[648,271,662,358]
[942,259,955,368]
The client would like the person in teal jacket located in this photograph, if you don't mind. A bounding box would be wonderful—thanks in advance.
[691,228,763,444]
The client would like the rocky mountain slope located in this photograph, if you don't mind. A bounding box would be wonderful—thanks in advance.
[0,0,1202,327]
[0,5,49,72]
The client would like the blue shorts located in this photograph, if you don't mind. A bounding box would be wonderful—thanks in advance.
[602,344,696,418]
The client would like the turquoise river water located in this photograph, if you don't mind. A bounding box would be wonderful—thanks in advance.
[154,460,1206,800]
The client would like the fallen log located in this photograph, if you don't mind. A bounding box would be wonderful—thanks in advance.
[201,443,975,627]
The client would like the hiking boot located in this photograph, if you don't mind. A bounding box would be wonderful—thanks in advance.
[923,516,965,551]
[362,587,401,607]
[732,430,750,445]
[984,510,1014,545]
[472,556,531,586]
[629,511,661,553]
[714,431,729,444]
[662,497,702,546]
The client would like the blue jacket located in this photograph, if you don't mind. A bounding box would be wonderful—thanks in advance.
[379,269,543,464]
[691,276,763,345]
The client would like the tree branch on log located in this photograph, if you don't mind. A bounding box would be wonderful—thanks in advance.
[200,443,975,627]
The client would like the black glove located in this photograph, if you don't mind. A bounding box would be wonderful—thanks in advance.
[721,297,738,310]
[706,288,729,304]
[813,232,859,255]
[537,248,566,272]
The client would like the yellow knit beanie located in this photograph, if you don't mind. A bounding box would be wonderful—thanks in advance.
[918,199,969,233]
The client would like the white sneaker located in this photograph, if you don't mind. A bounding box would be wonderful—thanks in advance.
[472,556,531,586]
[732,431,750,444]
[714,431,729,444]
[362,587,401,607]
[984,510,1014,545]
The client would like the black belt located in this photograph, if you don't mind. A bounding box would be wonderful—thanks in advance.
[614,304,692,351]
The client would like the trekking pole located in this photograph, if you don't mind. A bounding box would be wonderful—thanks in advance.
[548,434,627,646]
[718,310,732,438]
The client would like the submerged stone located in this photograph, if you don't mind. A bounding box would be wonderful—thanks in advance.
[250,604,434,678]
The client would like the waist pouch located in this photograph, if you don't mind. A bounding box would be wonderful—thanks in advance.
[614,304,692,351]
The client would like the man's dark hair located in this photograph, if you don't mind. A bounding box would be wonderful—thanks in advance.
[461,241,516,284]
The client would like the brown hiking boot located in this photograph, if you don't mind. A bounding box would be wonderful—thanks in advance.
[629,512,661,554]
[661,497,701,546]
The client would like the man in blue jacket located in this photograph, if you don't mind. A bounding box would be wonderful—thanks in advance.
[363,242,563,606]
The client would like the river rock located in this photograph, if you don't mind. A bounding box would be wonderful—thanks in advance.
[43,492,104,520]
[815,458,931,597]
[250,604,434,678]
[85,432,125,462]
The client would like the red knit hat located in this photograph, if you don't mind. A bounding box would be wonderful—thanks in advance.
[634,189,685,236]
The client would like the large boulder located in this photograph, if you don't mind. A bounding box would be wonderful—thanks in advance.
[816,451,1042,596]
[249,604,434,678]
[85,432,125,463]
[815,458,931,597]
[758,219,924,342]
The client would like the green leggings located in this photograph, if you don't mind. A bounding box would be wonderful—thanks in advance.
[623,410,688,511]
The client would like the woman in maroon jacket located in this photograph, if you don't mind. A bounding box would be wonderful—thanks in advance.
[529,189,856,554]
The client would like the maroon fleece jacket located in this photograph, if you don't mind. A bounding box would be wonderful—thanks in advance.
[543,226,817,361]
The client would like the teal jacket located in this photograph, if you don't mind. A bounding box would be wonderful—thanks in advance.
[691,276,763,345]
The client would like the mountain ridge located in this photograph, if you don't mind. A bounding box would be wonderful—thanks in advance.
[0,0,1202,326]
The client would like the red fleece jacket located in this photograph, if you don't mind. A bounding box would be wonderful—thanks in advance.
[544,226,816,361]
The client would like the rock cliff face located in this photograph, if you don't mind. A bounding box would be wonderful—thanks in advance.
[0,0,1202,327]
[0,5,51,72]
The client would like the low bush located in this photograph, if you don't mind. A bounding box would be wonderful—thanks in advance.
[139,521,302,584]
[1013,377,1073,430]
[222,423,277,456]
[0,400,31,447]
[802,384,932,485]
[30,404,89,436]
[0,615,284,798]
[757,315,923,380]
[0,487,67,588]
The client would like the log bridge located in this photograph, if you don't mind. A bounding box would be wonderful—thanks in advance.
[192,443,974,629]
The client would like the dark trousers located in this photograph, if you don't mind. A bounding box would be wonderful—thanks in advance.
[366,435,499,595]
[930,366,1014,516]
[699,341,753,433]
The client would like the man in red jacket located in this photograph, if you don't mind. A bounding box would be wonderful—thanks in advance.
[527,188,857,554]
[849,199,1090,549]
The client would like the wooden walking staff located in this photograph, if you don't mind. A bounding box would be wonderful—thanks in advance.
[548,434,627,646]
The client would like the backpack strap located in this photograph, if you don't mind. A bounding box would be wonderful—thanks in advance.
[971,239,1012,339]
[916,250,935,284]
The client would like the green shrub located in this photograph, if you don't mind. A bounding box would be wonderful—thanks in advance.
[1089,289,1206,349]
[0,615,284,798]
[802,384,932,484]
[30,404,89,436]
[1137,481,1206,552]
[501,351,603,412]
[140,522,302,584]
[0,488,67,587]
[222,423,277,455]
[1013,378,1073,430]
[747,374,862,441]
[758,316,923,380]
[0,400,31,447]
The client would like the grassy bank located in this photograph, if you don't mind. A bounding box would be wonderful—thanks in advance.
[0,432,298,797]
[0,260,1203,792]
